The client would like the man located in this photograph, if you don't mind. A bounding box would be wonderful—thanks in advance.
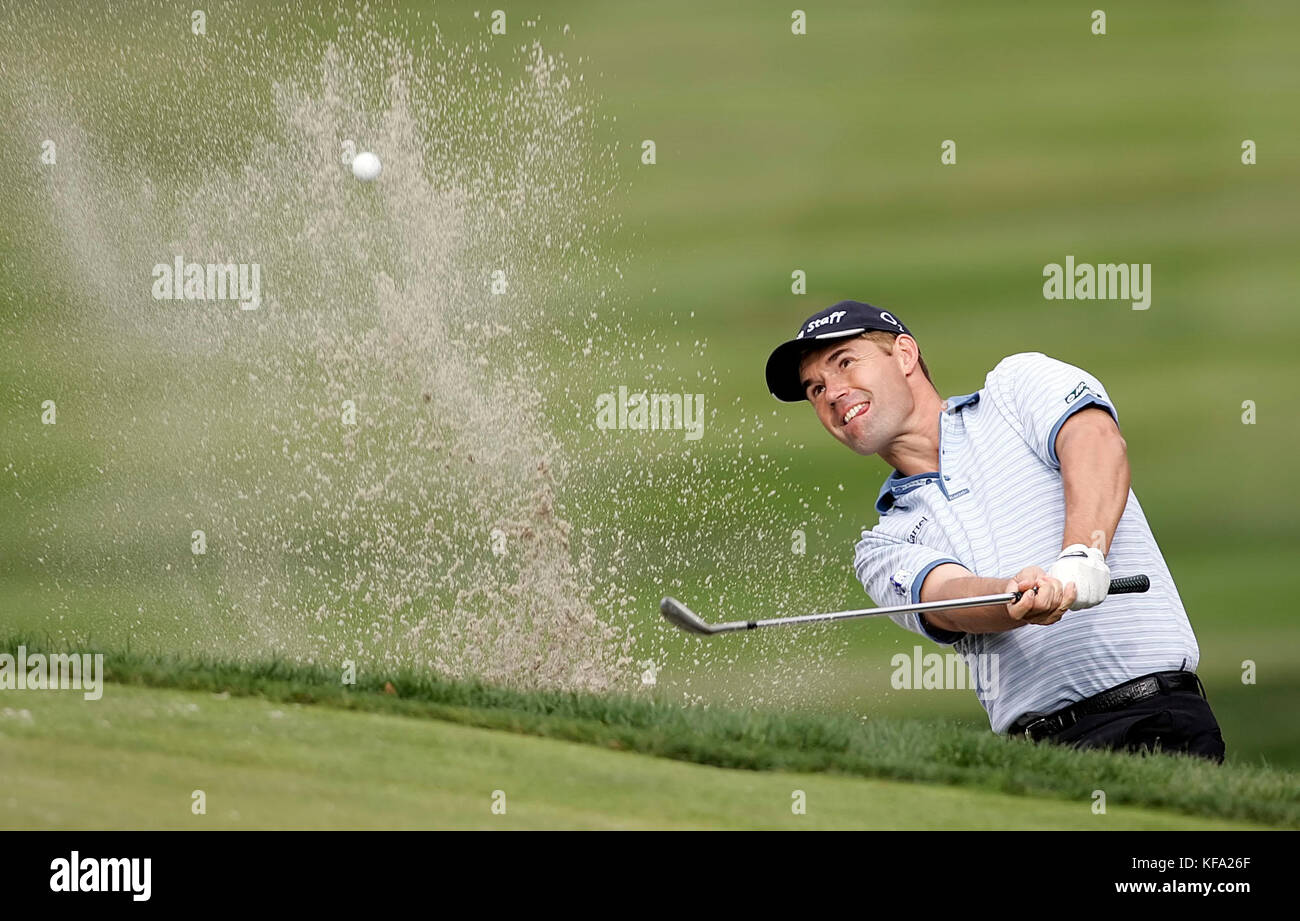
[764,300,1225,761]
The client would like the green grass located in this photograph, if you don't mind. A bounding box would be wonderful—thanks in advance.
[4,683,1263,830]
[3,636,1293,828]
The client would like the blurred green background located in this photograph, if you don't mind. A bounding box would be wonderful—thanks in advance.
[2,1,1297,766]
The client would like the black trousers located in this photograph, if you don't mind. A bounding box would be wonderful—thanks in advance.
[1044,690,1226,763]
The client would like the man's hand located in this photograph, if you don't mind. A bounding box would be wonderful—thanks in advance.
[1048,543,1110,610]
[1005,566,1076,625]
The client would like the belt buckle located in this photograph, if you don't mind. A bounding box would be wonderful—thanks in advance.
[1021,715,1052,740]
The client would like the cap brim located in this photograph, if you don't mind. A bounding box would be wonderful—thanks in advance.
[764,328,866,402]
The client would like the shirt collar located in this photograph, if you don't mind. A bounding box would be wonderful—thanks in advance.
[875,469,940,513]
[874,391,981,513]
[944,391,981,413]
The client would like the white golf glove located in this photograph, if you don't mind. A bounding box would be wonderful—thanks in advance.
[1048,544,1110,611]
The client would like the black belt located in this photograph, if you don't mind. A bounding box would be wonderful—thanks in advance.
[1008,670,1206,742]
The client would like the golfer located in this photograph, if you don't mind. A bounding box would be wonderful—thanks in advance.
[765,300,1225,761]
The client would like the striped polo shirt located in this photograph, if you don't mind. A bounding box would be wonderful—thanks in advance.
[853,351,1200,733]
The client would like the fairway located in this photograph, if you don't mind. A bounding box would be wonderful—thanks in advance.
[0,683,1269,830]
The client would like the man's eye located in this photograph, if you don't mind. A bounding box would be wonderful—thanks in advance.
[840,358,852,369]
[811,385,824,398]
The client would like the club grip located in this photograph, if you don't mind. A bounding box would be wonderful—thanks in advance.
[1107,575,1150,595]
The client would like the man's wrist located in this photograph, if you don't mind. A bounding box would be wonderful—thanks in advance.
[1061,534,1109,556]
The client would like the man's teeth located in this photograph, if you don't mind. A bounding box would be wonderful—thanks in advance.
[843,402,869,424]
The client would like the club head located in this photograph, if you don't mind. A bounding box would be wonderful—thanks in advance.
[659,596,717,635]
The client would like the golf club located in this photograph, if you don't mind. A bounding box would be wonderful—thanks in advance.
[660,574,1150,636]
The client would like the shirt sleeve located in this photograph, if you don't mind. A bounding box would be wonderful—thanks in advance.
[854,526,967,645]
[984,352,1120,469]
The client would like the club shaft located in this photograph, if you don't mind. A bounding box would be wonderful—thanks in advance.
[664,575,1149,635]
[708,591,1017,633]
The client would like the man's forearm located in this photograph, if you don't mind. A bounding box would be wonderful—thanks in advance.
[918,569,1023,634]
[1057,409,1130,555]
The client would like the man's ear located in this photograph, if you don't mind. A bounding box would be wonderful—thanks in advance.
[895,335,921,375]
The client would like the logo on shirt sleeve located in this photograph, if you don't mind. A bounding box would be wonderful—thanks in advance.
[1065,380,1092,404]
[890,568,913,597]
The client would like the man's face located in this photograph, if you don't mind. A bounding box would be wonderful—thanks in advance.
[798,336,916,456]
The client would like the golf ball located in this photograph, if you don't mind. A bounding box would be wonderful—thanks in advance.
[351,151,382,182]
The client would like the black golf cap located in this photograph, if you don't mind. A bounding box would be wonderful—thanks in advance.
[764,300,912,402]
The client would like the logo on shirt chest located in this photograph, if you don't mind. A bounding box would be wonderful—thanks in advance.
[906,516,929,544]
